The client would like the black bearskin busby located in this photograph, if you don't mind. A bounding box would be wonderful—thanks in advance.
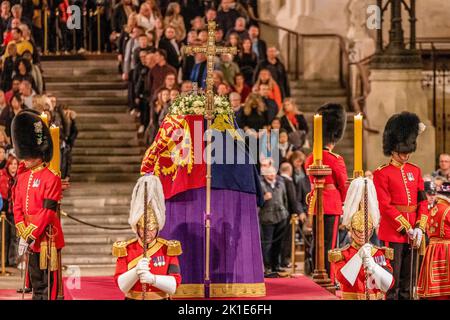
[11,110,53,162]
[317,103,347,146]
[382,111,421,156]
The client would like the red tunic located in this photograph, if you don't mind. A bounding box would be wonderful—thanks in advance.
[305,149,348,215]
[13,163,64,252]
[417,197,450,299]
[113,237,182,300]
[330,244,394,300]
[373,161,428,244]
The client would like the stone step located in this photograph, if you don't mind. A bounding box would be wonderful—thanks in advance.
[63,245,114,255]
[46,82,127,91]
[77,123,139,131]
[44,74,122,83]
[69,105,128,113]
[62,225,132,235]
[76,113,135,123]
[77,131,136,140]
[42,67,118,77]
[75,139,142,148]
[290,80,343,89]
[64,233,133,245]
[71,163,140,173]
[72,147,144,156]
[70,173,140,183]
[291,87,347,97]
[51,90,127,98]
[41,59,118,68]
[72,155,142,164]
[61,205,130,216]
[62,215,129,226]
[57,97,127,106]
[63,182,134,196]
[62,195,132,207]
[62,254,117,265]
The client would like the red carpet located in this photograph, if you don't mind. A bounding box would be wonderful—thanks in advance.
[0,275,338,300]
[60,275,338,300]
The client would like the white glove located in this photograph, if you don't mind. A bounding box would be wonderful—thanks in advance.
[412,228,423,248]
[18,238,29,256]
[407,228,414,240]
[358,243,373,260]
[366,261,394,292]
[135,258,150,274]
[139,270,156,285]
[362,256,377,275]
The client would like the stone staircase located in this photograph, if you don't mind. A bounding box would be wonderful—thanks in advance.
[42,56,140,270]
[290,79,355,174]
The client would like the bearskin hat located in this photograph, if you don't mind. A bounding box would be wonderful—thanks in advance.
[382,112,421,156]
[11,110,53,162]
[317,103,347,146]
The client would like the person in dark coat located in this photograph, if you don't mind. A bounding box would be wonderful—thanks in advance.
[254,46,291,99]
[216,0,241,35]
[158,26,181,71]
[111,0,138,33]
[248,24,266,62]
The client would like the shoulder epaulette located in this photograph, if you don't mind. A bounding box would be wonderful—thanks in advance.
[380,246,394,260]
[157,238,182,256]
[375,164,389,171]
[328,245,349,263]
[112,238,138,258]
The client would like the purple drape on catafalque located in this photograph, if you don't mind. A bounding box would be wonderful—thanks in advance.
[160,187,265,294]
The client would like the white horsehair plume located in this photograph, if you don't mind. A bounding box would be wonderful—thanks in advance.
[128,175,166,233]
[418,122,426,134]
[342,177,380,229]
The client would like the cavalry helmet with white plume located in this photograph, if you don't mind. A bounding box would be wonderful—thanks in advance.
[128,175,166,234]
[343,177,380,240]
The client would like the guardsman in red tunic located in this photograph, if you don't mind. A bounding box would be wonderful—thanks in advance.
[11,110,64,300]
[113,175,182,300]
[373,112,428,300]
[417,182,450,300]
[305,103,348,281]
[329,177,394,300]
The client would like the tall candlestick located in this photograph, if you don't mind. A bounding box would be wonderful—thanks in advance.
[49,125,60,175]
[354,113,363,176]
[313,114,323,164]
[40,112,49,127]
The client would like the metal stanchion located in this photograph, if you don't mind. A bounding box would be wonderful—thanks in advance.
[43,7,49,55]
[83,6,88,53]
[96,8,101,54]
[88,9,93,53]
[72,28,77,54]
[1,212,12,276]
[55,9,60,55]
[289,214,302,277]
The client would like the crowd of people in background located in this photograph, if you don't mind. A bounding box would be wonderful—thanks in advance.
[0,0,78,269]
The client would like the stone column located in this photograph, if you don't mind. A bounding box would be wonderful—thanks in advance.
[365,69,435,173]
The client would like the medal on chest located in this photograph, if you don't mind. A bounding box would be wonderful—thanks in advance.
[152,256,165,267]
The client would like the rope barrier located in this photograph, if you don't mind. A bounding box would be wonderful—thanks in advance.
[60,211,131,231]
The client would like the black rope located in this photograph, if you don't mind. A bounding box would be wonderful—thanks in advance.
[62,212,131,230]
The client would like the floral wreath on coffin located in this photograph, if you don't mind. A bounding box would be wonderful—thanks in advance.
[169,93,233,116]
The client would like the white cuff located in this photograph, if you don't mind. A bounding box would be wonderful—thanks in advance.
[117,268,139,294]
[153,275,177,295]
[371,264,394,292]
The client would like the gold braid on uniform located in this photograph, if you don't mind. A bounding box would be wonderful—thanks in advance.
[112,239,138,258]
[328,247,346,263]
[157,238,183,256]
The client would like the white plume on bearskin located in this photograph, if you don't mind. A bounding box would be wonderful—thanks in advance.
[129,175,166,233]
[343,177,380,229]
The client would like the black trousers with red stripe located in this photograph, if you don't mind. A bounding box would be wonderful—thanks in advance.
[310,215,339,282]
[28,252,58,300]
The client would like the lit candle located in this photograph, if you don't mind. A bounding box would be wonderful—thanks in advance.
[40,112,49,127]
[49,125,60,175]
[354,113,363,176]
[313,114,323,164]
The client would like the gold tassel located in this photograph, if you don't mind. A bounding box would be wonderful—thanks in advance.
[50,242,58,271]
[40,240,48,270]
